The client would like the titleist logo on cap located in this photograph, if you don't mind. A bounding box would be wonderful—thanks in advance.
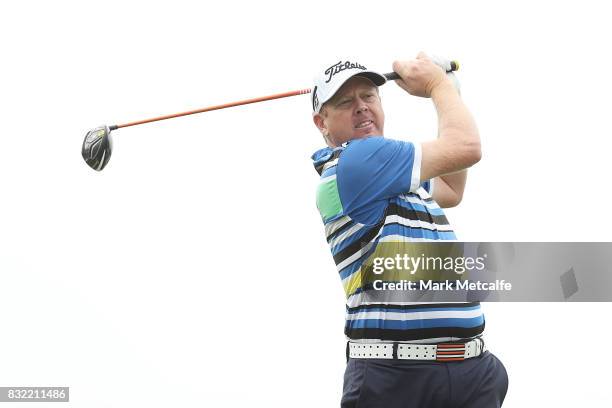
[324,61,367,83]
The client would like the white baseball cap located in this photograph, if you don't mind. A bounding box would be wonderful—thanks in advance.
[311,60,387,113]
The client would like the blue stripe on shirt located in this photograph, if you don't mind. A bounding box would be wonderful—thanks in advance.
[346,316,485,330]
[379,224,457,240]
[395,199,445,216]
[347,305,482,314]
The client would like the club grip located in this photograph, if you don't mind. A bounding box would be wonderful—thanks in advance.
[384,60,459,81]
[383,72,401,81]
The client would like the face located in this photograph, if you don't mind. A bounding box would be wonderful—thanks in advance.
[313,76,385,147]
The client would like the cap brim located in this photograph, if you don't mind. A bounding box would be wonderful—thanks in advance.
[317,70,387,112]
[354,71,387,86]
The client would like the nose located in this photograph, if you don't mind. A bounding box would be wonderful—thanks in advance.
[356,103,368,114]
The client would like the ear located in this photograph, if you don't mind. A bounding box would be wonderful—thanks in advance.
[313,112,327,134]
[313,112,334,147]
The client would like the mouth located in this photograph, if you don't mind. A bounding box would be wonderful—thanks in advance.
[354,120,374,129]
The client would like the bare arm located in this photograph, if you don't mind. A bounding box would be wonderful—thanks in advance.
[392,53,481,183]
[432,170,467,208]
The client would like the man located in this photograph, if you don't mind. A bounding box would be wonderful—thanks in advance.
[311,53,508,408]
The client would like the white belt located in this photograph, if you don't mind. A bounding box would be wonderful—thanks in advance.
[348,338,486,361]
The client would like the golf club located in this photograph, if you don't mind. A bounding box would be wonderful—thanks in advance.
[82,61,459,171]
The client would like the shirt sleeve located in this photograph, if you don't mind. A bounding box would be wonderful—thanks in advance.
[336,137,421,225]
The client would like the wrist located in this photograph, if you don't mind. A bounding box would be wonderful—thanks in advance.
[430,77,457,100]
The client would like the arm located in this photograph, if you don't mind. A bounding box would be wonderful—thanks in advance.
[433,170,467,208]
[392,53,481,182]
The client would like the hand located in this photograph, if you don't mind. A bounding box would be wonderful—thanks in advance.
[392,52,453,98]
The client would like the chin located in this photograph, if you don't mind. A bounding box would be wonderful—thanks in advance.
[354,131,383,139]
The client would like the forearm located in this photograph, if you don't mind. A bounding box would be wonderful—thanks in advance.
[434,170,468,208]
[431,81,481,168]
[392,53,482,181]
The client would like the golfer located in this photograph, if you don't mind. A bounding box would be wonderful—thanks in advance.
[311,53,508,407]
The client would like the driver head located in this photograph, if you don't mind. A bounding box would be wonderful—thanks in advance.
[82,125,113,171]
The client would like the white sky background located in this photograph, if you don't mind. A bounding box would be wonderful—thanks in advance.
[1,0,611,406]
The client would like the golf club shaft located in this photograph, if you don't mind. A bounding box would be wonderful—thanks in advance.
[112,88,312,130]
[111,62,459,130]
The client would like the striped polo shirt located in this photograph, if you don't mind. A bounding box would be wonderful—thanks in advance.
[312,136,485,343]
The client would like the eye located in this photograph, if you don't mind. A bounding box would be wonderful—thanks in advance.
[337,99,351,107]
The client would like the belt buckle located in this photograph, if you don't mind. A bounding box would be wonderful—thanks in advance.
[436,343,466,362]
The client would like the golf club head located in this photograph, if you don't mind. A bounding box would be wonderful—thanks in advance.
[82,125,113,171]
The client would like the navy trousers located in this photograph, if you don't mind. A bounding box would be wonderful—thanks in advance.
[341,351,508,408]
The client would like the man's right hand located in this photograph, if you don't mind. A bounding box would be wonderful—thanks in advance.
[392,52,454,98]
